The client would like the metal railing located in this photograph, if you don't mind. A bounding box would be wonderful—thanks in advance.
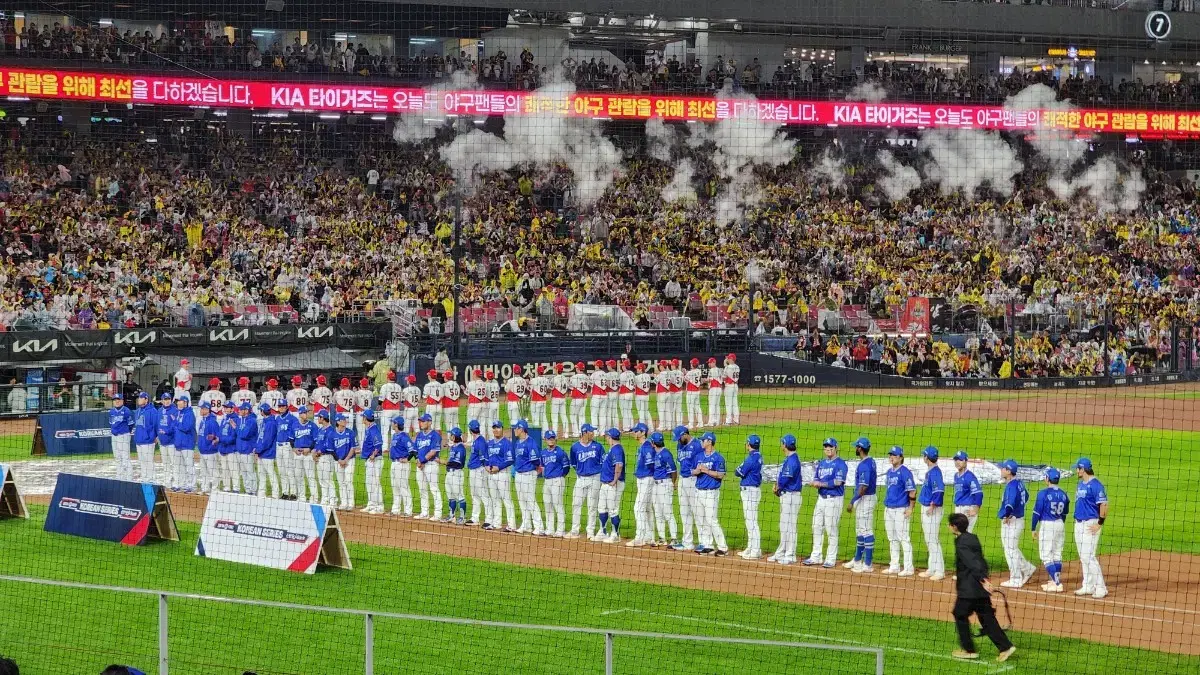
[0,574,884,675]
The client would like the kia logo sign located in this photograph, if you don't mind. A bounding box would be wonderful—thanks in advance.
[209,329,249,343]
[114,331,157,345]
[296,326,333,340]
[11,339,58,353]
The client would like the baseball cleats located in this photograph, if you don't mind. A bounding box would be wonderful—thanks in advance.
[928,573,946,581]
[1000,579,1024,588]
[714,549,729,557]
[738,550,761,560]
[483,524,496,531]
[605,534,620,544]
[413,514,428,520]
[801,558,821,566]
[670,542,687,551]
[918,570,931,578]
[1074,586,1096,596]
[822,562,835,569]
[696,547,715,555]
[996,647,1017,663]
[503,527,518,534]
[1042,582,1064,593]
[464,520,477,526]
[1092,589,1108,599]
[842,560,861,570]
[767,553,779,562]
[776,557,795,566]
[563,532,581,539]
[854,565,874,574]
[626,539,645,547]
[882,567,900,575]
[589,533,606,542]
[897,569,914,577]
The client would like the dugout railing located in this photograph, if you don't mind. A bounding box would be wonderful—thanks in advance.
[0,575,884,675]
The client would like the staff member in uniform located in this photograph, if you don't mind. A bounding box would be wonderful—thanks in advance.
[918,446,947,581]
[950,512,1017,663]
[882,446,916,577]
[540,430,570,536]
[485,420,517,532]
[649,432,678,547]
[465,420,488,525]
[844,437,877,572]
[330,414,358,511]
[512,419,546,535]
[132,392,159,483]
[734,434,763,560]
[172,395,197,493]
[626,423,656,547]
[196,402,221,495]
[566,424,603,539]
[771,434,802,565]
[672,426,702,551]
[156,393,178,491]
[805,437,848,568]
[253,402,278,499]
[1031,468,1069,593]
[1073,457,1109,599]
[692,431,728,556]
[953,451,983,532]
[217,402,239,492]
[387,417,414,517]
[108,393,135,482]
[596,427,626,543]
[413,413,443,521]
[234,402,258,495]
[997,459,1036,588]
[442,427,468,524]
[359,409,385,514]
[291,406,317,502]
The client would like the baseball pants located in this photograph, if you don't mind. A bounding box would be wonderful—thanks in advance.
[487,402,500,429]
[466,403,481,428]
[599,481,625,525]
[605,394,618,430]
[550,399,568,436]
[425,404,442,430]
[529,402,547,433]
[335,459,356,509]
[740,486,761,556]
[364,457,383,510]
[507,402,522,427]
[921,506,945,576]
[656,394,672,431]
[955,506,979,532]
[618,394,634,431]
[685,392,702,428]
[389,460,413,515]
[256,456,279,498]
[673,393,684,430]
[1037,520,1065,583]
[854,494,878,554]
[633,476,655,542]
[884,507,914,573]
[695,488,727,552]
[175,447,195,491]
[135,442,156,483]
[198,453,219,494]
[159,443,176,488]
[1074,519,1106,593]
[356,414,367,449]
[416,462,442,519]
[317,455,336,506]
[468,467,487,522]
[442,406,459,431]
[298,451,316,502]
[590,396,604,430]
[237,453,257,494]
[775,491,802,562]
[486,470,516,529]
[515,470,545,533]
[810,495,843,565]
[570,474,601,536]
[378,411,398,448]
[707,388,722,426]
[445,468,465,516]
[723,384,739,424]
[403,407,419,435]
[1001,517,1036,582]
[543,476,566,535]
[677,476,698,548]
[111,434,133,482]
[634,396,651,428]
[570,399,587,437]
[219,453,238,492]
[276,443,294,496]
[652,479,678,542]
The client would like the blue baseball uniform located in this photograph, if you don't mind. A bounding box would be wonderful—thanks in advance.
[735,450,763,487]
[1074,476,1109,595]
[692,450,727,552]
[541,446,569,479]
[954,468,983,532]
[654,448,677,480]
[1032,484,1070,586]
[570,440,604,477]
[998,475,1036,585]
[882,464,916,574]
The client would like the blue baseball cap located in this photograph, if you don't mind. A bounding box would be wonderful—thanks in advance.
[781,434,797,449]
[176,393,190,403]
[1000,459,1019,474]
[629,422,649,434]
[543,429,557,440]
[297,405,308,414]
[275,398,288,408]
[419,413,432,422]
[1075,457,1093,471]
[823,437,838,448]
[953,450,969,461]
[468,420,481,432]
[111,392,124,400]
[335,414,349,423]
[160,392,173,401]
[492,420,505,429]
[514,419,529,431]
[1046,468,1061,483]
[581,423,596,434]
[258,402,271,412]
[650,432,665,445]
[449,426,462,437]
[854,437,871,450]
[199,402,211,410]
[672,425,689,442]
[746,434,761,449]
[700,431,716,443]
[136,391,148,399]
[391,416,403,427]
[888,445,904,457]
[239,401,252,411]
[223,400,236,409]
[362,409,375,421]
[316,409,330,419]
[606,428,621,440]
[922,445,939,461]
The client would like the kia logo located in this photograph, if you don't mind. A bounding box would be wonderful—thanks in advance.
[12,339,58,353]
[114,331,156,345]
[209,329,249,343]
[296,326,333,340]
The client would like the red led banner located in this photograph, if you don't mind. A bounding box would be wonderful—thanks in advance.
[2,66,1198,136]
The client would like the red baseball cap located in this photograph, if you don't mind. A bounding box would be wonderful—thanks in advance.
[238,376,249,386]
[537,365,546,374]
[291,375,303,385]
[576,362,586,370]
[427,369,438,377]
[708,357,717,364]
[606,359,617,368]
[473,368,483,376]
[359,378,370,387]
[443,370,454,379]
[673,359,682,366]
[486,370,495,379]
[513,363,523,372]
[406,374,417,384]
[316,375,327,385]
[181,359,189,366]
[726,353,736,361]
[690,358,700,366]
[266,378,278,388]
[594,359,604,368]
[387,371,396,381]
[340,377,351,387]
[209,377,221,387]
[635,363,645,371]
[554,363,564,372]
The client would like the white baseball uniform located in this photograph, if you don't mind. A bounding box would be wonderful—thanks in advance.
[706,365,723,427]
[684,367,703,429]
[723,362,740,424]
[550,372,569,436]
[504,374,528,427]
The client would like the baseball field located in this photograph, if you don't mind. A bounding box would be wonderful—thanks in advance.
[2,386,1198,674]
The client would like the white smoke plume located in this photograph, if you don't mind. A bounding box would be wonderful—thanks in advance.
[876,150,921,202]
[810,148,847,191]
[920,129,1023,198]
[661,158,697,203]
[1054,157,1148,213]
[846,82,888,103]
[1004,84,1087,172]
[393,70,479,144]
[645,117,676,162]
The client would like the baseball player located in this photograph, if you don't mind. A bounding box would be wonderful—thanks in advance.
[466,420,488,525]
[505,365,528,428]
[231,376,257,410]
[684,358,703,429]
[441,371,461,432]
[596,427,626,543]
[173,359,192,399]
[132,392,158,483]
[441,427,467,524]
[199,378,226,414]
[735,434,764,559]
[484,370,501,431]
[217,401,239,492]
[805,437,848,567]
[292,406,317,502]
[604,360,620,432]
[633,363,653,429]
[722,354,740,425]
[882,446,916,576]
[466,369,486,431]
[310,375,333,415]
[529,366,552,433]
[569,362,590,438]
[953,450,983,532]
[484,420,517,532]
[626,423,655,547]
[997,459,1037,588]
[234,401,258,495]
[334,378,356,436]
[770,434,803,565]
[422,370,443,431]
[312,410,334,507]
[108,393,135,482]
[286,375,309,413]
[917,446,946,580]
[1031,468,1069,593]
[550,363,570,437]
[354,378,374,447]
[671,359,685,430]
[253,402,278,498]
[172,395,197,492]
[692,431,728,556]
[387,418,414,516]
[655,361,673,431]
[705,358,723,427]
[566,423,603,538]
[156,392,178,490]
[1073,457,1109,599]
[378,371,403,446]
[330,413,358,510]
[589,360,608,431]
[617,361,636,431]
[413,413,443,520]
[672,426,702,551]
[274,400,297,500]
[648,432,677,546]
[512,419,546,535]
[260,378,285,413]
[540,430,570,537]
[359,409,385,514]
[845,437,877,572]
[402,374,421,435]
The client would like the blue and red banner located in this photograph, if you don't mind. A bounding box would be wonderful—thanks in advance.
[43,473,171,545]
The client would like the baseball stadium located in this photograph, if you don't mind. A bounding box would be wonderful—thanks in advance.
[1,1,1200,674]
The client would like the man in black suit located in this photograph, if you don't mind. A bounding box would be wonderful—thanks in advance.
[950,512,1017,663]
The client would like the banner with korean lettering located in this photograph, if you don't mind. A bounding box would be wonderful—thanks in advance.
[900,297,932,336]
[1,66,1199,136]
